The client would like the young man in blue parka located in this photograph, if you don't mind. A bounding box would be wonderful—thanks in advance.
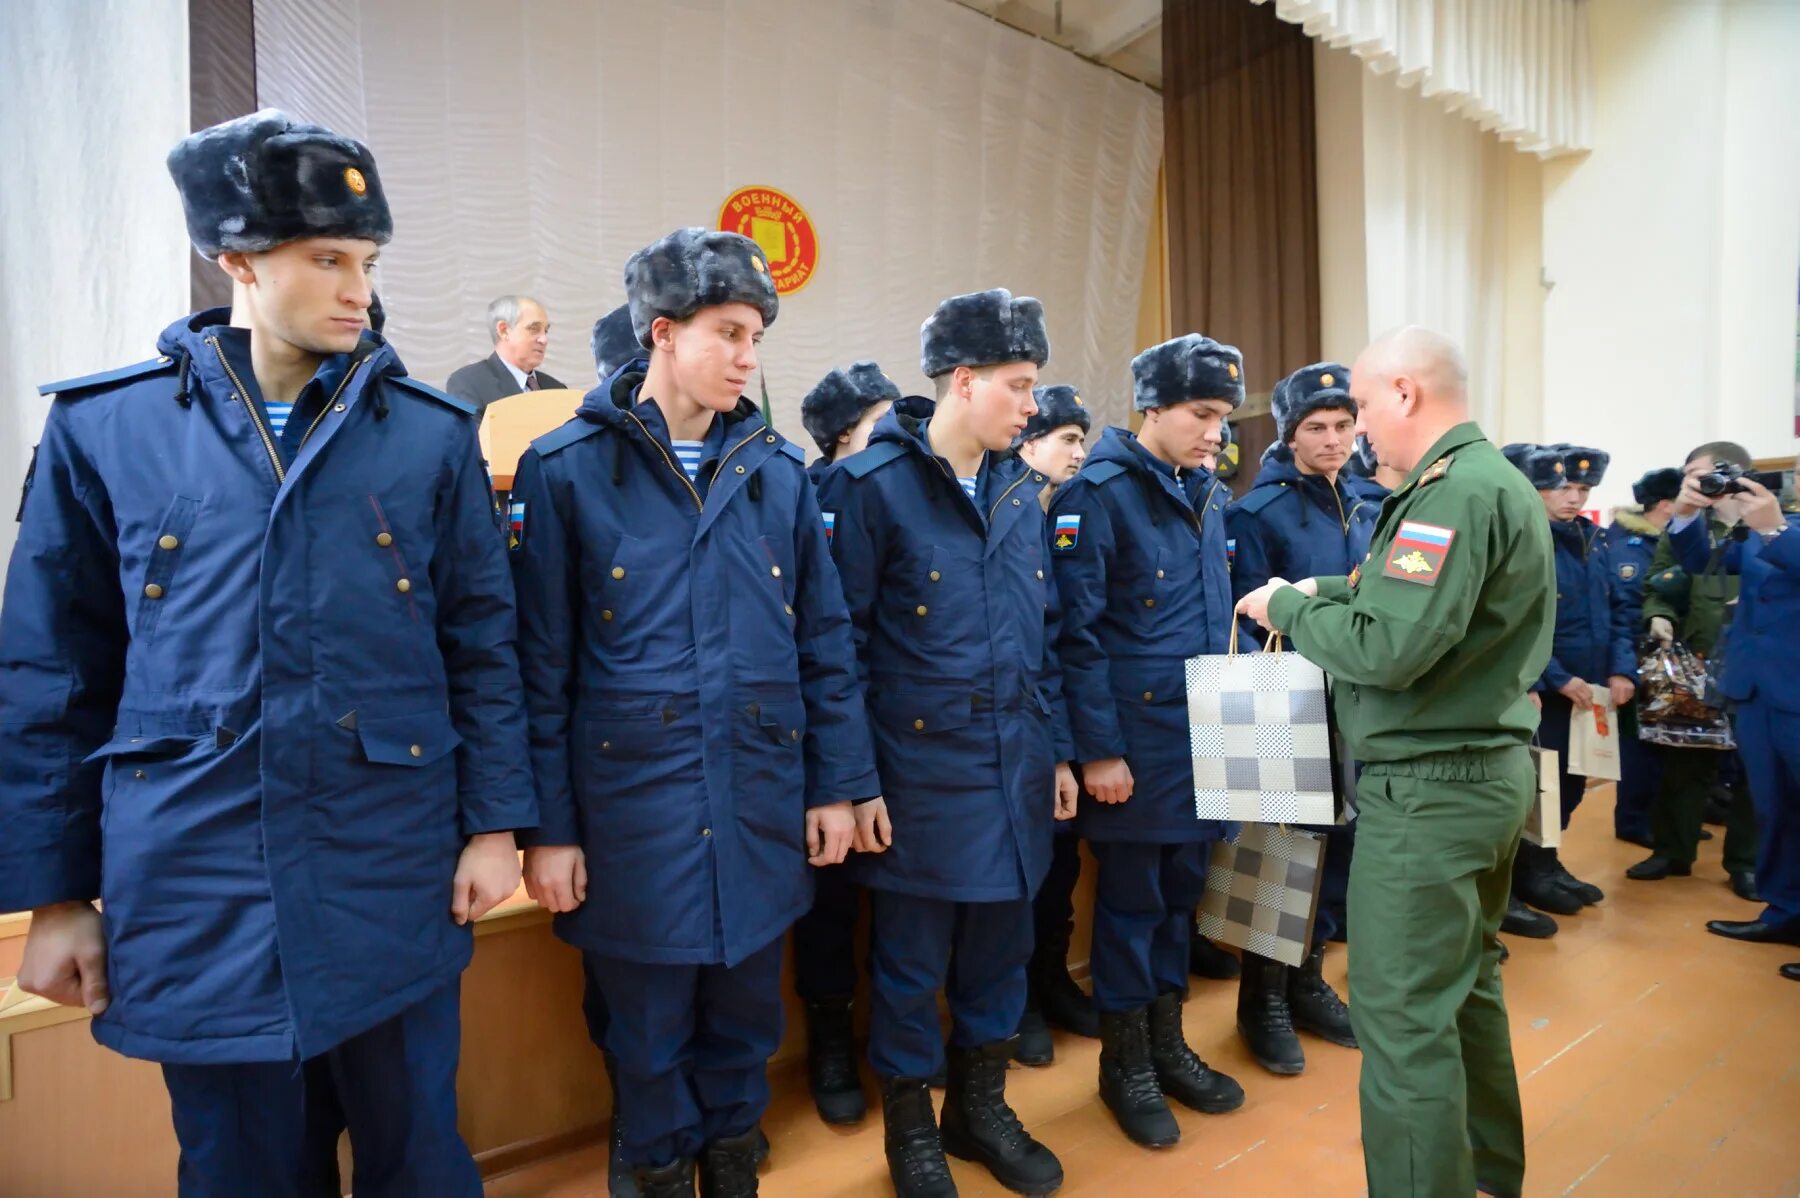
[818,289,1080,1198]
[1012,384,1100,1068]
[509,228,872,1198]
[1508,444,1638,920]
[0,110,535,1197]
[1223,363,1370,1075]
[1048,334,1248,1149]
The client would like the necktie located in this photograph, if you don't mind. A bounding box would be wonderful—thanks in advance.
[525,372,541,391]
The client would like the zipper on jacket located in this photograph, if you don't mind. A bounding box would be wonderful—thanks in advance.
[294,359,366,455]
[624,410,704,511]
[208,335,285,485]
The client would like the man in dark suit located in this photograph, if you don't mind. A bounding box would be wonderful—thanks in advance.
[445,294,564,424]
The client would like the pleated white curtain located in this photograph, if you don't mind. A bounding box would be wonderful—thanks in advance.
[252,0,1164,434]
[1255,0,1591,156]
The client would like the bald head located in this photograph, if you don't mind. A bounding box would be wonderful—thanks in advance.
[1349,326,1470,474]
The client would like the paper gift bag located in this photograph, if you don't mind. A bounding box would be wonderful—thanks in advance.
[1195,823,1327,968]
[1188,628,1340,825]
[1567,692,1622,781]
[1523,745,1562,848]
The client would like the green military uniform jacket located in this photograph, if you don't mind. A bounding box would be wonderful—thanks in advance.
[1266,422,1557,762]
[1640,519,1738,658]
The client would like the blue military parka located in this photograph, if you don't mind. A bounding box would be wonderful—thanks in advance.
[816,398,1071,902]
[1537,516,1639,691]
[1049,427,1233,843]
[508,369,878,966]
[0,309,535,1065]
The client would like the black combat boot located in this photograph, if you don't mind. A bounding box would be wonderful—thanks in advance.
[1288,946,1357,1048]
[1547,847,1604,905]
[603,1051,639,1198]
[880,1076,957,1198]
[1096,1007,1180,1148]
[940,1039,1064,1195]
[1016,979,1055,1066]
[1147,993,1245,1112]
[698,1129,760,1198]
[1236,953,1305,1075]
[1031,922,1099,1038]
[633,1158,696,1198]
[1500,894,1557,938]
[1513,842,1582,916]
[1188,927,1242,980]
[803,996,867,1124]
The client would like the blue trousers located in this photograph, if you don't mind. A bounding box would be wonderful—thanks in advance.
[1534,693,1589,829]
[160,980,478,1198]
[867,890,1032,1079]
[1088,841,1207,1012]
[587,940,785,1168]
[792,858,864,1001]
[1302,819,1356,947]
[1031,826,1084,954]
[1614,704,1658,841]
[1736,700,1800,927]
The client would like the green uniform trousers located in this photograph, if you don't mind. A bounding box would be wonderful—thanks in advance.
[1349,746,1534,1197]
[1650,746,1759,872]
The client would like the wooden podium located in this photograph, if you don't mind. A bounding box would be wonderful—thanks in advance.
[478,387,587,490]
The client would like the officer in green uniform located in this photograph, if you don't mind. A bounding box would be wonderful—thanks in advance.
[1237,327,1554,1198]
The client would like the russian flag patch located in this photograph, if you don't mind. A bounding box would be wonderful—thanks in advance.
[1382,520,1455,586]
[1052,513,1081,552]
[507,501,525,550]
[822,511,836,540]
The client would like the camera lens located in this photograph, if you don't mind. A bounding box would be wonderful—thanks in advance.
[1696,472,1727,497]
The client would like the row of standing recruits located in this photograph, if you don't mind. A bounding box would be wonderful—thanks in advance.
[0,108,1560,1198]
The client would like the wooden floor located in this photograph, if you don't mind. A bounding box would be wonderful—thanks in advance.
[487,798,1800,1197]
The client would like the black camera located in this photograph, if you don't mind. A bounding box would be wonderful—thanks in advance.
[1696,462,1782,497]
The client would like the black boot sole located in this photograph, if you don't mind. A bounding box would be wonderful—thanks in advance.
[941,1128,1065,1196]
[1294,1020,1358,1049]
[1237,1025,1305,1075]
[1159,1078,1246,1114]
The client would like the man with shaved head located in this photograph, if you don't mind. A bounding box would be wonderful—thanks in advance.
[1237,327,1555,1198]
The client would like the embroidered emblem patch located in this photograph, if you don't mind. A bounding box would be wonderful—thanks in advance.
[1052,513,1081,552]
[507,500,525,550]
[1381,520,1455,586]
[1619,563,1637,581]
[822,510,836,540]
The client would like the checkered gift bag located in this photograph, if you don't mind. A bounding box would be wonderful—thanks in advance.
[1522,745,1562,848]
[1187,629,1340,824]
[1195,823,1326,968]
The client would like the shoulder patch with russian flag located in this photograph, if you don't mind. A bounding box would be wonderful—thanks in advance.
[1382,520,1455,586]
[507,500,526,551]
[822,510,836,540]
[1052,513,1081,552]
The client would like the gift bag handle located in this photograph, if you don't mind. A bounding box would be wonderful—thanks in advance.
[1227,622,1285,657]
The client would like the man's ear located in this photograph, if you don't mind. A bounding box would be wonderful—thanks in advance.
[651,315,677,352]
[217,251,256,287]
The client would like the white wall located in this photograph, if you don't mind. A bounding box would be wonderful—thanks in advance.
[1540,0,1800,514]
[0,0,191,603]
[252,0,1164,436]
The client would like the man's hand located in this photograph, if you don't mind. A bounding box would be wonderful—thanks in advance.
[854,797,893,854]
[1608,675,1636,707]
[19,901,110,1015]
[1649,616,1675,645]
[1082,757,1134,805]
[1737,477,1787,536]
[522,844,587,913]
[1557,677,1594,708]
[1235,578,1289,632]
[1054,762,1079,821]
[452,831,522,925]
[807,801,856,867]
[1674,472,1716,518]
[1528,691,1542,711]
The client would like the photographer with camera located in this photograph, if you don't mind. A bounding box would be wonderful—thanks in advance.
[1658,442,1800,977]
[1631,446,1761,898]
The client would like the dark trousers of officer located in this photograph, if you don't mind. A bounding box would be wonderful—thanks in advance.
[1651,744,1758,872]
[1614,702,1658,841]
[160,980,479,1198]
[867,890,1033,1079]
[792,859,864,1001]
[1534,693,1590,829]
[1031,827,1084,955]
[587,940,786,1169]
[1348,749,1531,1198]
[1088,841,1206,1011]
[1735,700,1800,927]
